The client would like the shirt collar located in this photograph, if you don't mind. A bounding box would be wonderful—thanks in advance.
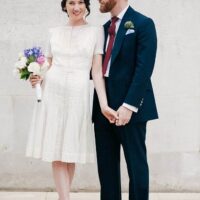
[116,5,129,21]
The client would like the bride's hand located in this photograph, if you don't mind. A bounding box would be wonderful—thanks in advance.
[101,106,118,123]
[29,75,43,88]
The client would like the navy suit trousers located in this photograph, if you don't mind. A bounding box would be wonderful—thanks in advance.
[94,112,149,200]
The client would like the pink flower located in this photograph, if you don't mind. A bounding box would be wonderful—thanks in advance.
[37,55,45,65]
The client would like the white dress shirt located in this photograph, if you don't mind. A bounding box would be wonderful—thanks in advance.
[104,5,138,113]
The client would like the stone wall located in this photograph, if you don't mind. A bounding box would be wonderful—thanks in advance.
[0,0,200,192]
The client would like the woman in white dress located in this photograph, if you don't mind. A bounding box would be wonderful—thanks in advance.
[26,0,117,200]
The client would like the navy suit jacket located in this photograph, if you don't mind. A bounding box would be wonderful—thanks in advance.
[92,6,158,123]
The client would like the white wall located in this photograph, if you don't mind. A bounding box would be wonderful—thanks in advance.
[0,0,200,192]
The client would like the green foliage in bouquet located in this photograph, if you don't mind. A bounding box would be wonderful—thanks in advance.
[27,55,36,65]
[20,67,31,80]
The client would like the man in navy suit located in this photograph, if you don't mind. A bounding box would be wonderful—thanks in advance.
[93,0,158,200]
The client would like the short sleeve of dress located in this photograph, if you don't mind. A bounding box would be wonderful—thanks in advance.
[45,29,53,58]
[94,26,104,55]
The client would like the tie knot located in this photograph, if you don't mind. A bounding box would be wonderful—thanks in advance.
[111,16,118,24]
[108,17,118,36]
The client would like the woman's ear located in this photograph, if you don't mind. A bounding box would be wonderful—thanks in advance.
[84,10,88,17]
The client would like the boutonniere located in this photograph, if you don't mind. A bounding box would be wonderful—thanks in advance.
[124,21,134,29]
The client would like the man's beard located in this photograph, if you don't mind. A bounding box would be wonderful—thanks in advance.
[99,0,117,13]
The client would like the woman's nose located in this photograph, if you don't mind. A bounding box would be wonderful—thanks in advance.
[74,4,80,11]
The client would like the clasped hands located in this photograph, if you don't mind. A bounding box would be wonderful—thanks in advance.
[29,75,132,126]
[101,105,133,126]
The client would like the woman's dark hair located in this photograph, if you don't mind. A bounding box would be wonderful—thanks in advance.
[61,0,90,16]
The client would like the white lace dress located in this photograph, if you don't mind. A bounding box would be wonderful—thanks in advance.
[26,24,104,163]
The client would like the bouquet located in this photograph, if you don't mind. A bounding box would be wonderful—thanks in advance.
[14,47,49,102]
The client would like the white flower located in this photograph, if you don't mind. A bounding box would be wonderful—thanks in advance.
[124,21,134,29]
[20,56,27,62]
[28,62,41,75]
[14,57,27,69]
[18,52,24,59]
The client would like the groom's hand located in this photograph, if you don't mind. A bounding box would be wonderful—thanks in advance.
[101,106,118,124]
[115,106,133,126]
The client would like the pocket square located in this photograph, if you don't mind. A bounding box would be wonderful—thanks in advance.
[125,29,135,35]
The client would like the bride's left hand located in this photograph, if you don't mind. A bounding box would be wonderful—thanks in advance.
[101,106,118,123]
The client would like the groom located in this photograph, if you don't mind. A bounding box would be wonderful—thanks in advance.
[92,0,158,200]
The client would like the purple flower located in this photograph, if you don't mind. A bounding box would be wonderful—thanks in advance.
[32,47,43,58]
[24,47,43,58]
[24,49,33,58]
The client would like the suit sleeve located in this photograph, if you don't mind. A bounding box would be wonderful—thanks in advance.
[124,18,157,108]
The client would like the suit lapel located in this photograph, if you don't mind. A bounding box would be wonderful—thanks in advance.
[103,21,111,53]
[111,6,134,65]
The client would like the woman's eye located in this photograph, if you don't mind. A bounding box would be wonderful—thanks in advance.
[68,2,75,5]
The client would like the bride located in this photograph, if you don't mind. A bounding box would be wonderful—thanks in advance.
[26,0,117,200]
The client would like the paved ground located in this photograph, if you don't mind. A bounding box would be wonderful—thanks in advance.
[0,192,200,200]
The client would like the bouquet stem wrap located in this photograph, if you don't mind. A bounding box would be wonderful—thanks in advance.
[35,82,42,102]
